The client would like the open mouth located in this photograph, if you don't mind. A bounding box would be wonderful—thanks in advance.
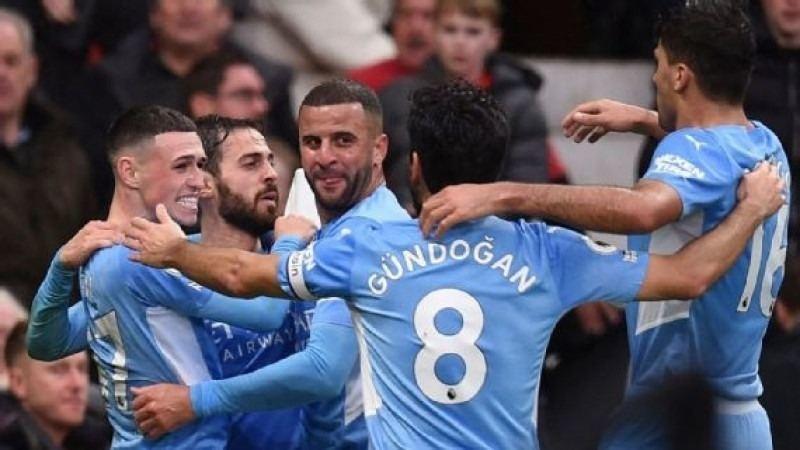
[176,196,199,211]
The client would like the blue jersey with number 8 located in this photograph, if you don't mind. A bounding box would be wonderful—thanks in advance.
[278,217,649,449]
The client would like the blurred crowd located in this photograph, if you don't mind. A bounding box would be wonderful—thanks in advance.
[0,1,798,449]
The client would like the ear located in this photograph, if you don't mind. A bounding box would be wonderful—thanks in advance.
[116,156,141,189]
[7,365,26,400]
[373,133,388,167]
[189,93,216,119]
[673,63,690,93]
[409,151,421,187]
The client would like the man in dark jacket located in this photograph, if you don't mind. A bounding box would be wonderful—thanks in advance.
[0,8,95,306]
[379,0,558,213]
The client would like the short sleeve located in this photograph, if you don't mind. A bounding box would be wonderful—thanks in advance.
[643,130,736,218]
[542,225,649,309]
[128,262,214,316]
[277,229,359,301]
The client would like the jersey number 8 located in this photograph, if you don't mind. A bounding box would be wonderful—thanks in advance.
[413,288,487,404]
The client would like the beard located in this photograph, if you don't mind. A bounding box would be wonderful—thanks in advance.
[307,164,373,218]
[217,182,277,236]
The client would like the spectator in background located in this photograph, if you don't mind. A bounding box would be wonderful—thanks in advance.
[184,52,299,216]
[83,0,296,209]
[0,290,27,392]
[349,0,437,92]
[379,0,564,213]
[0,8,96,306]
[232,0,395,75]
[0,322,109,450]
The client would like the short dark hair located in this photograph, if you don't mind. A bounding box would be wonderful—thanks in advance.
[5,321,27,369]
[300,79,383,132]
[184,51,253,105]
[106,105,198,160]
[195,115,263,176]
[656,1,755,104]
[408,80,508,194]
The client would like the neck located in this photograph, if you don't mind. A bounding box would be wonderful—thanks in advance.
[157,40,218,77]
[199,206,259,251]
[675,96,748,129]
[107,186,152,227]
[0,111,23,148]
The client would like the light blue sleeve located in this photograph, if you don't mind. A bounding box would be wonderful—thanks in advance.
[277,231,358,301]
[27,253,89,361]
[643,130,737,218]
[190,321,358,415]
[540,225,650,309]
[195,293,291,332]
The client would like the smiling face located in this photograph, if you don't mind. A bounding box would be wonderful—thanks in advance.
[298,103,386,221]
[213,127,279,235]
[137,132,207,226]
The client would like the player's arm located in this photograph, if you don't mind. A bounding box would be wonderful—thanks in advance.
[637,163,785,301]
[131,318,357,439]
[27,221,121,361]
[420,179,682,238]
[560,98,665,143]
[194,293,291,331]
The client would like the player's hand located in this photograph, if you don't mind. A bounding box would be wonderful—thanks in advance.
[419,183,507,239]
[275,214,318,242]
[132,384,194,439]
[737,162,786,219]
[58,221,123,269]
[561,99,661,143]
[124,204,187,268]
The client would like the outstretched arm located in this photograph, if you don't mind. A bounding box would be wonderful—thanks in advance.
[27,221,121,360]
[420,179,682,238]
[561,98,665,143]
[637,163,786,300]
[125,207,316,299]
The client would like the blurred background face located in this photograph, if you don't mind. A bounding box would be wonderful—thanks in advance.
[213,128,279,234]
[9,352,89,431]
[150,0,232,50]
[435,10,499,80]
[0,20,36,119]
[392,0,436,69]
[214,64,269,120]
[0,300,24,388]
[137,132,207,226]
[762,0,800,48]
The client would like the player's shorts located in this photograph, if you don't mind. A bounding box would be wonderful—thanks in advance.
[600,399,772,450]
[713,399,772,450]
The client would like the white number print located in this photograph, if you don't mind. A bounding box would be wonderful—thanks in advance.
[413,289,486,404]
[738,200,789,317]
[93,311,129,410]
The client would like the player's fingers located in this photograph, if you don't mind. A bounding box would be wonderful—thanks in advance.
[419,201,443,237]
[424,205,452,238]
[137,417,159,438]
[155,204,171,224]
[562,120,582,138]
[561,101,602,129]
[573,125,595,143]
[587,126,608,143]
[124,237,143,252]
[134,405,155,424]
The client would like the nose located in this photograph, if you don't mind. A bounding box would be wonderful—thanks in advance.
[188,165,206,189]
[316,139,338,166]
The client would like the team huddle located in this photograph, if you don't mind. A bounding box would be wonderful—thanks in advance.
[25,3,790,450]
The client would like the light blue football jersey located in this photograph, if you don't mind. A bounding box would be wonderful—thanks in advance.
[278,216,650,449]
[80,245,229,449]
[625,122,790,401]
